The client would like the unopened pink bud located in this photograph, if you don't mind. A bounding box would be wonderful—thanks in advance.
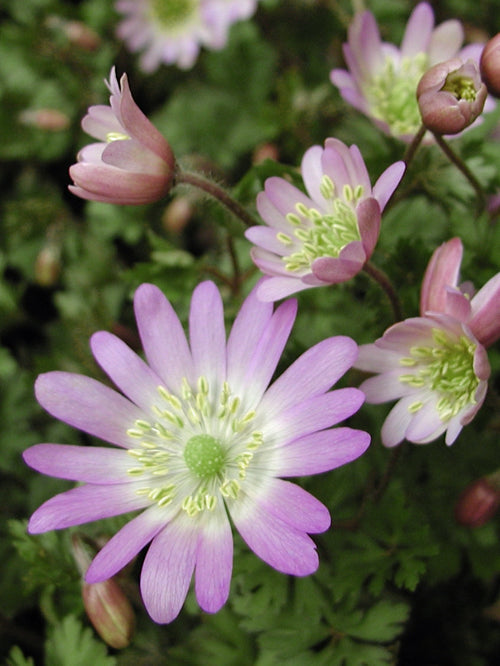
[82,579,135,649]
[455,474,500,528]
[417,58,487,134]
[162,196,194,234]
[480,33,500,98]
[19,109,70,131]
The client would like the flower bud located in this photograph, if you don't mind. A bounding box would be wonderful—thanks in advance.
[34,244,61,286]
[71,534,135,649]
[480,33,500,98]
[82,579,135,649]
[19,109,70,131]
[455,473,500,527]
[417,58,487,134]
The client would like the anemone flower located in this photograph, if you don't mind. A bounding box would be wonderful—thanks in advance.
[69,67,175,205]
[330,2,493,141]
[245,138,405,301]
[24,281,370,623]
[355,238,500,446]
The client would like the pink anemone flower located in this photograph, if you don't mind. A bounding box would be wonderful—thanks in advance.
[245,137,405,301]
[355,238,500,446]
[69,67,175,205]
[24,281,370,623]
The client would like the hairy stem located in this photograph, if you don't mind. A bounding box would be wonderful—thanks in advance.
[176,170,256,228]
[363,260,403,322]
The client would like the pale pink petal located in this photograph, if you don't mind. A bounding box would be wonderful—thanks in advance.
[469,273,500,347]
[90,331,165,415]
[400,2,434,57]
[23,444,132,484]
[35,372,144,448]
[372,161,406,211]
[355,344,403,372]
[265,388,365,443]
[27,483,150,533]
[301,145,325,203]
[357,198,381,258]
[118,74,174,164]
[194,508,233,614]
[134,283,194,393]
[255,275,318,301]
[140,516,198,623]
[428,20,464,64]
[102,139,169,174]
[238,299,297,407]
[229,496,319,576]
[260,336,358,417]
[226,282,273,393]
[380,395,421,447]
[86,505,172,582]
[311,242,366,282]
[359,370,417,403]
[270,427,371,477]
[189,281,226,387]
[246,478,331,533]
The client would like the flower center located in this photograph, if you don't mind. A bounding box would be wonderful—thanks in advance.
[399,328,479,421]
[106,131,129,142]
[367,53,428,137]
[442,73,477,101]
[184,434,225,479]
[149,0,197,28]
[125,377,263,516]
[278,177,362,273]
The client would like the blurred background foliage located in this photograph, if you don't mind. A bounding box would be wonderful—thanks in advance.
[1,0,500,664]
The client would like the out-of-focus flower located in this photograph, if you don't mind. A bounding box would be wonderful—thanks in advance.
[69,67,175,205]
[355,238,500,446]
[115,0,260,72]
[455,472,500,528]
[245,138,405,301]
[480,33,500,98]
[330,2,491,141]
[417,58,487,134]
[23,281,370,623]
[35,243,61,287]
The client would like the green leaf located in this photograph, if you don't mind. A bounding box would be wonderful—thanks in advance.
[44,615,117,666]
[5,646,35,666]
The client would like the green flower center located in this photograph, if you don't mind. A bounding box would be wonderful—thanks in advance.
[149,0,197,27]
[442,73,477,101]
[367,52,428,137]
[106,131,129,142]
[278,176,362,273]
[184,434,225,479]
[125,377,263,516]
[399,328,479,421]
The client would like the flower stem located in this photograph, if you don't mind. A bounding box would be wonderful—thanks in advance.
[403,124,426,166]
[363,260,403,322]
[175,170,256,228]
[432,131,486,214]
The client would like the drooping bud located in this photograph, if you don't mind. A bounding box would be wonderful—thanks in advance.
[46,16,101,51]
[480,33,500,98]
[34,243,61,287]
[455,472,500,527]
[81,579,135,649]
[71,534,135,649]
[417,58,488,134]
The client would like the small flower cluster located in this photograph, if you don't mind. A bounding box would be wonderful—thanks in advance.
[28,1,500,630]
